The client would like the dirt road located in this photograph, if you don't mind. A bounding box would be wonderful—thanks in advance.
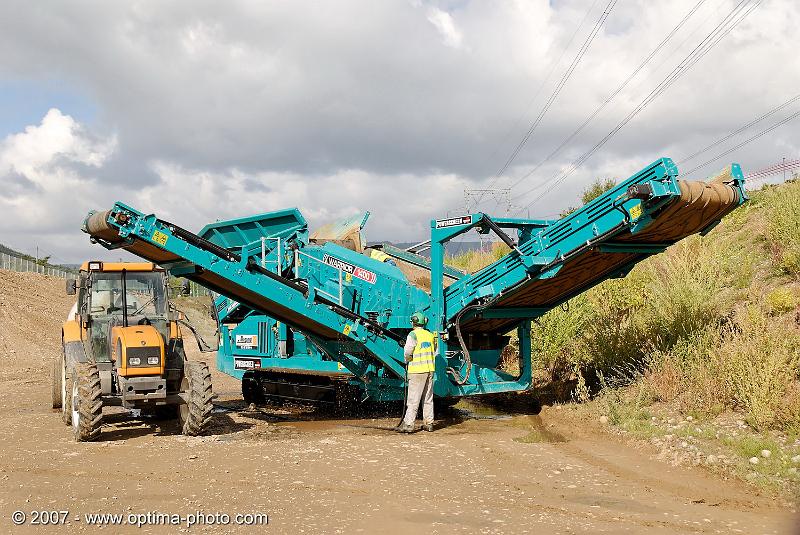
[0,270,796,534]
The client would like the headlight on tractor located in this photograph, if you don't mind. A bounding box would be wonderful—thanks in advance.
[126,348,160,367]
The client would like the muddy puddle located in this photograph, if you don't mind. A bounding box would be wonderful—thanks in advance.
[223,399,522,434]
[512,414,567,443]
[208,398,570,441]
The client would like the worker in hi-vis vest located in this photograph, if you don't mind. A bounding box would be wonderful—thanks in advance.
[397,311,436,433]
[370,249,397,266]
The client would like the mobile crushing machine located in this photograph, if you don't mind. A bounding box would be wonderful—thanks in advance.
[82,159,747,406]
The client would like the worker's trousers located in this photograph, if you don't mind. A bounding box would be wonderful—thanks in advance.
[402,371,434,426]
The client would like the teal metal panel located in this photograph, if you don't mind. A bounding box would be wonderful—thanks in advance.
[198,208,307,250]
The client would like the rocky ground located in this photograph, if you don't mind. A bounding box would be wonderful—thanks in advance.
[578,398,800,500]
[0,269,797,534]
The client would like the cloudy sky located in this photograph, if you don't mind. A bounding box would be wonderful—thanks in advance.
[0,0,797,264]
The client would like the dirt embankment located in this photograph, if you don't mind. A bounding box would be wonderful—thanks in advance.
[0,269,797,534]
[0,270,74,383]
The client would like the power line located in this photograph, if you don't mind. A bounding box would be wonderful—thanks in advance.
[479,0,602,184]
[746,158,800,181]
[745,159,800,189]
[623,0,730,103]
[472,0,617,212]
[677,92,800,164]
[506,0,709,192]
[514,0,762,214]
[681,109,800,177]
[495,0,617,178]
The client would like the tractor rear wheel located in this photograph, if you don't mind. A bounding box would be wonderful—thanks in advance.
[178,361,212,436]
[52,351,63,409]
[72,363,103,442]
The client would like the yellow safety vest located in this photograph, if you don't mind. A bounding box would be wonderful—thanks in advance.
[408,328,436,374]
[370,250,391,263]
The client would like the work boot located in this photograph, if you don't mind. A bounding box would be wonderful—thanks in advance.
[423,423,434,432]
[396,423,414,433]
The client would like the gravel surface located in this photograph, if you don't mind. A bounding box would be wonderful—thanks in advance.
[0,269,797,534]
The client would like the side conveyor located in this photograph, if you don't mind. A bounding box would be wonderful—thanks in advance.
[84,210,400,347]
[438,162,746,335]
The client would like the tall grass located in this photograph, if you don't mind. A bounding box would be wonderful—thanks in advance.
[573,182,799,431]
[447,182,800,432]
[446,242,509,273]
[531,235,747,381]
[763,181,800,277]
[641,308,800,431]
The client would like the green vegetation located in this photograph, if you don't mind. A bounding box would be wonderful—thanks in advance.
[764,179,800,276]
[449,180,800,435]
[580,178,617,205]
[446,242,509,273]
[561,177,617,216]
[548,180,800,433]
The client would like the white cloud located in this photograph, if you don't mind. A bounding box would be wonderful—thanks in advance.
[0,109,469,262]
[0,108,115,189]
[143,163,467,243]
[0,1,798,263]
[426,7,464,49]
[0,109,117,246]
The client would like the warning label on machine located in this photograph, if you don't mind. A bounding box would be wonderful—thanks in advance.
[435,215,471,228]
[235,334,258,349]
[321,254,376,284]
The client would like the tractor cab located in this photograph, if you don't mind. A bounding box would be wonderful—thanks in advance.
[72,262,170,366]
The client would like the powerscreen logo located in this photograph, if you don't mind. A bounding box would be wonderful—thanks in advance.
[435,216,471,228]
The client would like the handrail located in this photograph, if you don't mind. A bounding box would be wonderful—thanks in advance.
[260,237,283,275]
[294,249,345,306]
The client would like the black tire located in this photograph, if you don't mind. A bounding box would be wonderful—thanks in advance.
[52,351,63,409]
[72,363,103,441]
[61,358,73,426]
[179,361,213,436]
[242,371,265,405]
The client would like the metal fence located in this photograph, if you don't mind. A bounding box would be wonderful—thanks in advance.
[0,251,76,278]
[0,251,213,297]
[183,281,213,298]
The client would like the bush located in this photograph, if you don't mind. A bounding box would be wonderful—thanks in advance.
[531,294,593,378]
[714,308,800,431]
[641,237,742,349]
[765,287,797,314]
[642,308,800,431]
[763,181,800,277]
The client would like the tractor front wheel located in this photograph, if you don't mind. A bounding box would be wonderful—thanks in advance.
[61,354,72,425]
[178,362,212,436]
[52,351,63,409]
[72,363,103,441]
